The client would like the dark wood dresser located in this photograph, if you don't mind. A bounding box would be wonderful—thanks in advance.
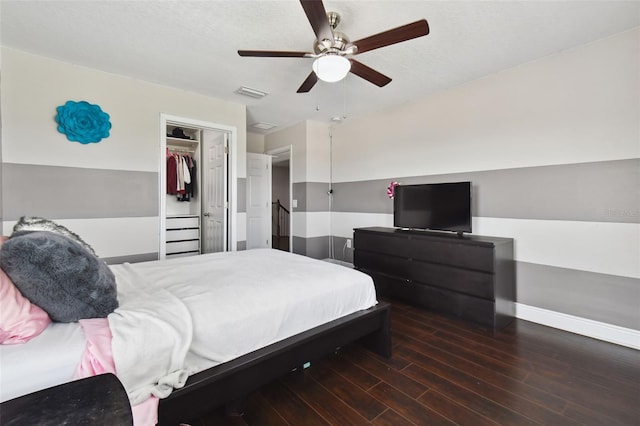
[354,227,515,330]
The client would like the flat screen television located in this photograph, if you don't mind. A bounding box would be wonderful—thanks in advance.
[393,181,472,234]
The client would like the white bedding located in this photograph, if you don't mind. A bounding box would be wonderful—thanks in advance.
[1,249,376,404]
[0,322,85,402]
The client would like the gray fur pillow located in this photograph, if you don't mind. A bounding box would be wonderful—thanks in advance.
[12,216,96,256]
[0,231,118,322]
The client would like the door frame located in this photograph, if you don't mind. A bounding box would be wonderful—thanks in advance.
[265,145,293,253]
[159,113,237,258]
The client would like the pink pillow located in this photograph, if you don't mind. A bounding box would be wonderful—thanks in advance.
[0,236,51,344]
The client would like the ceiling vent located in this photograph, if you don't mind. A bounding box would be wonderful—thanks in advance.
[235,86,268,99]
[251,122,278,131]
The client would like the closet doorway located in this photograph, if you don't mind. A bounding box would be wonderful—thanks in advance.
[159,114,237,259]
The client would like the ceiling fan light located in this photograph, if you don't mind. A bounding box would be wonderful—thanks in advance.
[312,55,351,83]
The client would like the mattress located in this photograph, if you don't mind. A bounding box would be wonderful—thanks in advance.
[0,249,376,404]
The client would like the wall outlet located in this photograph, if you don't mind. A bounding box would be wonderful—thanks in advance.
[346,238,352,248]
[292,199,298,208]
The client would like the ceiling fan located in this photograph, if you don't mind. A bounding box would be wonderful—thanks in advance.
[238,0,429,93]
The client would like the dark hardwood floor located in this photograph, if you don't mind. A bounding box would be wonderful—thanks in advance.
[192,300,640,425]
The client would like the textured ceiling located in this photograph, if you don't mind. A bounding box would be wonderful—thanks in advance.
[1,1,639,134]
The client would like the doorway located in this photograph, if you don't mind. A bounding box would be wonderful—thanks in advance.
[159,114,237,259]
[266,145,293,253]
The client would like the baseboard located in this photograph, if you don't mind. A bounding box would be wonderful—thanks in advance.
[515,303,640,350]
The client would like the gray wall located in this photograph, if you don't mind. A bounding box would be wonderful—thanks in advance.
[327,159,639,329]
[2,164,157,220]
[330,159,639,223]
[1,168,249,262]
[290,181,332,259]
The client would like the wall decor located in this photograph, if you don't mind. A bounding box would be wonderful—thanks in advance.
[387,181,400,199]
[55,100,111,144]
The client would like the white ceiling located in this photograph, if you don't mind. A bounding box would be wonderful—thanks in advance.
[1,1,638,135]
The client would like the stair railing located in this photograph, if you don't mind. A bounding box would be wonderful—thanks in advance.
[272,199,290,249]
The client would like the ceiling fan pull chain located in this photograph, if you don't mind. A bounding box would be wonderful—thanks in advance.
[343,77,348,119]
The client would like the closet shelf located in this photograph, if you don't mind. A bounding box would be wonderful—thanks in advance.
[167,136,198,150]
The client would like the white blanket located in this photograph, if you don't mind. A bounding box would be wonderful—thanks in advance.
[108,249,377,405]
[108,264,193,404]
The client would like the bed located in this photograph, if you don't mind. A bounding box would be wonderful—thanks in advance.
[1,248,391,425]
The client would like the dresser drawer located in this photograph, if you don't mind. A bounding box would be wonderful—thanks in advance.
[166,239,199,254]
[166,216,199,229]
[355,231,495,273]
[365,271,496,328]
[166,228,199,242]
[406,237,494,273]
[354,250,409,279]
[408,261,495,299]
[166,251,199,259]
[358,250,494,299]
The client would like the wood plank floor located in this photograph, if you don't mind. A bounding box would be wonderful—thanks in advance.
[192,300,640,425]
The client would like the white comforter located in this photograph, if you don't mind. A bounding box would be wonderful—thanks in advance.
[108,249,377,404]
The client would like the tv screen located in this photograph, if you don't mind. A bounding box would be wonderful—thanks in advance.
[393,182,472,233]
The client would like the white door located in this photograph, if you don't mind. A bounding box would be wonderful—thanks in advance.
[201,131,227,253]
[246,153,272,249]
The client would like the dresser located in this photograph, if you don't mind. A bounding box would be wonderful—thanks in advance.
[166,215,201,258]
[354,227,515,329]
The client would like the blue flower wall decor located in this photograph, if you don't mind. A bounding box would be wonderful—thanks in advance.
[55,100,111,144]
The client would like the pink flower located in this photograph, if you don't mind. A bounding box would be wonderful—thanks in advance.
[387,181,400,199]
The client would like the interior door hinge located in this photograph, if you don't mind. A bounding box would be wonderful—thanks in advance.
[224,146,228,154]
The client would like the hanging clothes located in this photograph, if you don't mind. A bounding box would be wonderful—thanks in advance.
[189,158,197,197]
[167,150,197,202]
[166,155,178,195]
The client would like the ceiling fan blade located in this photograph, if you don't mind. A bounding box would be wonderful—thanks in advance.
[352,19,429,54]
[299,0,334,46]
[238,50,311,58]
[349,59,392,87]
[297,72,318,93]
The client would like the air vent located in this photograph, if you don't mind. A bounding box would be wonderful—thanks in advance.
[251,122,278,131]
[235,86,268,99]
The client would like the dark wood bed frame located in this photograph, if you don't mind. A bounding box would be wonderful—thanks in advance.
[0,303,390,425]
[158,301,392,425]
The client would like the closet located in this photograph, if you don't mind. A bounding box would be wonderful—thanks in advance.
[165,125,201,258]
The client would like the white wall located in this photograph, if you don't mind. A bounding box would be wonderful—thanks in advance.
[246,132,265,154]
[332,28,639,182]
[1,48,247,259]
[330,29,639,279]
[2,48,247,175]
[306,120,331,183]
[327,28,640,338]
[265,121,307,184]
